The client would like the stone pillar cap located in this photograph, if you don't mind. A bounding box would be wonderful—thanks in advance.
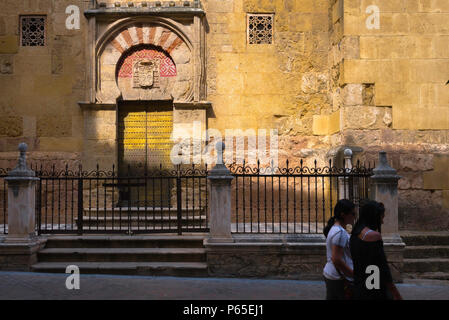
[7,143,36,178]
[371,151,401,180]
[208,142,233,179]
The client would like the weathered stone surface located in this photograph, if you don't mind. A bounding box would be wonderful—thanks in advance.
[398,172,423,190]
[0,116,23,137]
[342,106,391,130]
[206,239,403,281]
[400,154,434,171]
[423,155,449,190]
[0,35,18,54]
[37,116,72,137]
[38,137,83,152]
[343,83,363,106]
[0,55,13,74]
[399,191,449,231]
[0,0,447,235]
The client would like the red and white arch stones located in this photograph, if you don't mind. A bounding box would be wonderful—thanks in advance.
[111,24,184,54]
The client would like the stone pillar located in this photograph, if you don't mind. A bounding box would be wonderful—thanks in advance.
[0,143,44,271]
[338,148,353,200]
[370,151,401,236]
[370,151,404,282]
[207,142,234,243]
[5,143,40,242]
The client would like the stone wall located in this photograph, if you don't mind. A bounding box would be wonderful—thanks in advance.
[0,0,87,164]
[204,0,334,166]
[205,235,404,282]
[335,0,449,230]
[0,0,448,230]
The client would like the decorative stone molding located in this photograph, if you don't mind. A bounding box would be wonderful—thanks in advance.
[85,5,206,104]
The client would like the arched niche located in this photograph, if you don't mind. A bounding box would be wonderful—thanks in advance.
[95,18,193,103]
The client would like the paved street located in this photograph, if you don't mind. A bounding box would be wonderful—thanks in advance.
[0,271,448,300]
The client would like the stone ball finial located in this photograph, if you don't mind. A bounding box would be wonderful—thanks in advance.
[7,142,35,177]
[344,148,353,157]
[18,142,28,153]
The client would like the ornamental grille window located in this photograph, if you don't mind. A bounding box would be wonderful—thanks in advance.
[247,14,273,44]
[20,16,46,46]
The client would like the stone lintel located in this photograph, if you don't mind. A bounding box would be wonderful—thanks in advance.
[173,101,212,110]
[79,101,212,110]
[78,101,117,110]
[85,7,205,18]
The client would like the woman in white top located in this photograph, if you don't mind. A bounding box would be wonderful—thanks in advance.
[323,199,356,300]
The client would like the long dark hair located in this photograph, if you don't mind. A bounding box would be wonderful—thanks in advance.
[323,199,355,237]
[352,200,384,237]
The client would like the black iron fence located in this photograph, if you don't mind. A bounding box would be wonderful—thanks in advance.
[0,158,373,236]
[0,168,8,234]
[34,164,209,235]
[229,160,373,234]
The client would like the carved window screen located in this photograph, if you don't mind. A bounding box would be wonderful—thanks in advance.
[20,16,46,46]
[247,14,274,44]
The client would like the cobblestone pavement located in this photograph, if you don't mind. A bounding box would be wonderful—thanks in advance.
[0,271,448,300]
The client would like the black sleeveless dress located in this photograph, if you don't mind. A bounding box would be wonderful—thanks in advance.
[349,234,393,300]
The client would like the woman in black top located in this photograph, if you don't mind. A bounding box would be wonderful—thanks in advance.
[349,200,402,300]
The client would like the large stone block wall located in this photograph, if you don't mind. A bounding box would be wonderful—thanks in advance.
[0,0,87,163]
[205,236,404,282]
[204,0,334,165]
[319,0,449,230]
[0,0,448,230]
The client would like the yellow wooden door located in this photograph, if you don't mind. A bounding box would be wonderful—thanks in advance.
[118,103,174,207]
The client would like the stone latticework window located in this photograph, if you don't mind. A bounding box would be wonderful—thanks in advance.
[247,14,274,44]
[20,16,46,46]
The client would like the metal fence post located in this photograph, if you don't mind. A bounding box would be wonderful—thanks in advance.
[176,165,182,235]
[77,172,83,235]
[37,179,42,235]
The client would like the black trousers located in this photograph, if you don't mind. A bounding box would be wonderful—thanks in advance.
[324,277,345,300]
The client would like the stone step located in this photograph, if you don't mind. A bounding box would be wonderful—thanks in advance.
[82,207,206,217]
[31,261,209,277]
[44,235,206,249]
[404,246,449,259]
[400,232,449,246]
[77,215,207,228]
[404,272,449,281]
[78,215,207,222]
[40,226,209,233]
[38,247,206,263]
[403,258,449,273]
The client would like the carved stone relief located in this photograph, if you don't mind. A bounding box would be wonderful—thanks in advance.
[96,20,197,103]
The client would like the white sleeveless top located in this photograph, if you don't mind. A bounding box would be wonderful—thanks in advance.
[323,225,354,281]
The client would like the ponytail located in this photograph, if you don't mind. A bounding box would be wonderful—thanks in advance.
[323,216,336,237]
[323,199,355,238]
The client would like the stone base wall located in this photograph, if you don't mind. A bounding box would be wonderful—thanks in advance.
[205,235,405,282]
[0,238,46,271]
[354,147,449,231]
